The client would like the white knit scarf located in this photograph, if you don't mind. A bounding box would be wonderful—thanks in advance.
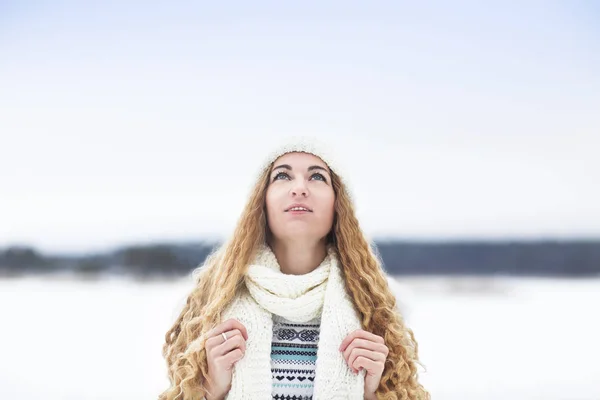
[220,244,366,399]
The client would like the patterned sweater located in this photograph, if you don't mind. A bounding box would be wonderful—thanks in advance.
[271,313,321,400]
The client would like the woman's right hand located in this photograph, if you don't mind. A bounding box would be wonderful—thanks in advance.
[203,318,248,400]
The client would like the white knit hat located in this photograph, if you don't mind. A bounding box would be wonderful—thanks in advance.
[254,135,354,203]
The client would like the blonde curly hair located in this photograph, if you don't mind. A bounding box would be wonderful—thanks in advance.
[159,160,430,400]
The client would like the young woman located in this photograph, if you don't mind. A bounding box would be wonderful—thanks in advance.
[160,137,429,400]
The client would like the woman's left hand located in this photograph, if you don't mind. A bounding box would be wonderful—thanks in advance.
[339,329,389,399]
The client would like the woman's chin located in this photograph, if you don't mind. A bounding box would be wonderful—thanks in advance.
[276,228,328,242]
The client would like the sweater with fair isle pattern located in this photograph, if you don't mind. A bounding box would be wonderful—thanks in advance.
[271,313,321,400]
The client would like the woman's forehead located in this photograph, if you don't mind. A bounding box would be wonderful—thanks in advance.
[271,152,329,169]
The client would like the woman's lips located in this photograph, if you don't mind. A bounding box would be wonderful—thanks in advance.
[287,209,311,214]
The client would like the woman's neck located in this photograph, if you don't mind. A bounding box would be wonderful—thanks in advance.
[269,239,328,275]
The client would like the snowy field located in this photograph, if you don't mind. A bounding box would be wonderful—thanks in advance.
[0,275,598,400]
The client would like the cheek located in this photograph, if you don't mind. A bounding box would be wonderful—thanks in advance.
[265,190,276,218]
[327,197,336,222]
[265,186,285,221]
[319,189,336,221]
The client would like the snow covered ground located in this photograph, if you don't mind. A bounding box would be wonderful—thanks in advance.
[0,275,598,399]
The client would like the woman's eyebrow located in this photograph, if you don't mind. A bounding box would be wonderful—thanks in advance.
[272,164,329,173]
[307,165,329,173]
[272,164,292,171]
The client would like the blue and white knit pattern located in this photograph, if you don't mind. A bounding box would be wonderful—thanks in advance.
[271,313,321,400]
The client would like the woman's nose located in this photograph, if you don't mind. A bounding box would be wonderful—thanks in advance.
[290,180,309,197]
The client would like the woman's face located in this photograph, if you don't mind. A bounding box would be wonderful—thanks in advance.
[265,152,336,244]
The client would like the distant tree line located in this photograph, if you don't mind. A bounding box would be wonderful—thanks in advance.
[0,242,218,279]
[374,240,600,276]
[0,240,599,279]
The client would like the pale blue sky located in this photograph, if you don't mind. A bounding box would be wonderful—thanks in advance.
[1,1,599,253]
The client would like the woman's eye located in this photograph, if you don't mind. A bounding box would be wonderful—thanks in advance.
[311,173,327,182]
[274,172,290,181]
[273,171,327,182]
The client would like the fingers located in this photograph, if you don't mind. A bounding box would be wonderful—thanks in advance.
[206,318,249,342]
[205,328,245,351]
[352,356,383,375]
[339,330,389,374]
[206,331,246,371]
[211,330,247,358]
[342,338,388,362]
[205,319,248,369]
[339,329,384,352]
[347,348,386,372]
[216,348,244,371]
[201,319,248,397]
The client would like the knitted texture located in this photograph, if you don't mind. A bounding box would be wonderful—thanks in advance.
[271,314,321,399]
[245,245,329,323]
[220,244,366,399]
